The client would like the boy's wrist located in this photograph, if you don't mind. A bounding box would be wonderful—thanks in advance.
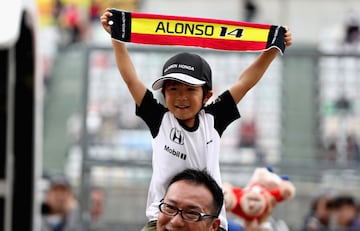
[112,39,126,46]
[260,48,280,58]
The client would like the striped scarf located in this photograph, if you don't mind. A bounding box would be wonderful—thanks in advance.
[108,8,286,54]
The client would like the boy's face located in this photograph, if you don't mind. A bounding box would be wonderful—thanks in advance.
[163,80,212,127]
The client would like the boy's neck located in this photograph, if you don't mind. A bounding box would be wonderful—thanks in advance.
[177,114,199,131]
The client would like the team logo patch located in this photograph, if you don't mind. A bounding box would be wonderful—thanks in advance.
[170,127,184,145]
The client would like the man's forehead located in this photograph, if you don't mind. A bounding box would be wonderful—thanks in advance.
[166,181,212,205]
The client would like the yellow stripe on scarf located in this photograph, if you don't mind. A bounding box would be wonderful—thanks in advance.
[131,18,269,42]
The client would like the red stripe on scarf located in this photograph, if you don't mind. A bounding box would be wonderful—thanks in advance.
[131,33,268,51]
[131,12,272,30]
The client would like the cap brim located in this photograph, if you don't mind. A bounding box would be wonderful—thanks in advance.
[152,73,206,90]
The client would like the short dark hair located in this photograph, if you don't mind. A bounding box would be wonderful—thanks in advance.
[166,168,224,216]
[328,195,358,209]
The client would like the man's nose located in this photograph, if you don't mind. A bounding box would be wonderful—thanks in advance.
[170,212,185,226]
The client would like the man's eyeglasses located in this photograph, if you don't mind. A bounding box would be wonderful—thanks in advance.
[158,201,218,222]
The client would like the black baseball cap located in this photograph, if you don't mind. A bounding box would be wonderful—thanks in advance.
[152,52,212,90]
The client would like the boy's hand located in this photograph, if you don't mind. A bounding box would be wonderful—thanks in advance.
[100,8,112,34]
[284,27,292,48]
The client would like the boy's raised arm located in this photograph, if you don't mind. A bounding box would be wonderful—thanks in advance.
[101,9,147,106]
[229,28,292,104]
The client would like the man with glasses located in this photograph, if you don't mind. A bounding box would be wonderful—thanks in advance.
[157,168,224,231]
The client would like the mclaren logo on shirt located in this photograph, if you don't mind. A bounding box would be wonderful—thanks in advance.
[170,128,184,145]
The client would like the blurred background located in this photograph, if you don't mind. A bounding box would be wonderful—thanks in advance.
[1,0,360,230]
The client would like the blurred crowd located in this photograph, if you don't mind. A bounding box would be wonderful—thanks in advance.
[38,0,103,89]
[322,134,360,164]
[41,174,105,231]
[299,189,360,231]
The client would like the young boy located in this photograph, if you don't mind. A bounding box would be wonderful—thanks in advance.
[100,9,292,231]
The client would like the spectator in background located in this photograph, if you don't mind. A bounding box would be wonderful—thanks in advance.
[344,11,360,46]
[238,118,257,148]
[238,117,265,163]
[322,134,360,163]
[346,134,360,162]
[41,175,85,231]
[323,140,337,162]
[328,195,360,231]
[243,0,258,22]
[59,3,82,45]
[53,0,64,22]
[89,0,101,23]
[90,188,105,230]
[299,189,333,231]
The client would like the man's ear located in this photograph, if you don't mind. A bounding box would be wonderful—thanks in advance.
[203,90,213,104]
[210,218,221,231]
